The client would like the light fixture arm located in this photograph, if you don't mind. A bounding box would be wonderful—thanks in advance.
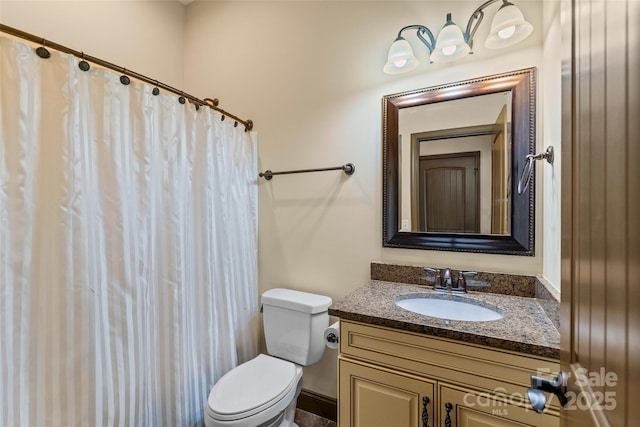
[396,24,436,53]
[464,0,504,50]
[395,0,508,53]
[383,0,531,74]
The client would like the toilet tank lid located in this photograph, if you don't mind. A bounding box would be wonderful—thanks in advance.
[261,288,332,314]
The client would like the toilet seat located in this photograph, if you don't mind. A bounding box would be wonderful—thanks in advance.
[207,354,301,424]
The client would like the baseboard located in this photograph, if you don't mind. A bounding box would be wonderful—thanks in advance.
[296,389,337,422]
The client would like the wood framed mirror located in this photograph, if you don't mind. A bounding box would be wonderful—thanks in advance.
[382,68,536,255]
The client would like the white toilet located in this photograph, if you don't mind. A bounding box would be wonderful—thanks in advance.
[204,288,333,427]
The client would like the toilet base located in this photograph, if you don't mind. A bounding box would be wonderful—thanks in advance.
[280,375,303,427]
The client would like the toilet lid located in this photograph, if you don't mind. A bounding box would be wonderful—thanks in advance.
[208,354,298,419]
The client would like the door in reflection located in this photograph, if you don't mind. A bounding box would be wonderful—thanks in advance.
[418,151,480,233]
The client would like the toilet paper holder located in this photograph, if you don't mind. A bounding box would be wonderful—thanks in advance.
[324,321,340,349]
[326,332,338,344]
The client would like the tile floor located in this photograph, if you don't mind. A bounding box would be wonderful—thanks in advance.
[294,408,337,427]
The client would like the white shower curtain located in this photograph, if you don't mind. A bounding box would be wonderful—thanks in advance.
[0,36,258,426]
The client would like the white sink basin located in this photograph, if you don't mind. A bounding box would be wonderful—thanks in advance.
[395,294,503,322]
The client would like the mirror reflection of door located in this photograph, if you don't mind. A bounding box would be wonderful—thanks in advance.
[418,152,480,233]
[409,128,495,234]
[491,105,510,234]
[400,91,514,236]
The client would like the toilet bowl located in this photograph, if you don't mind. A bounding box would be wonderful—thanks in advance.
[205,354,303,427]
[205,288,332,427]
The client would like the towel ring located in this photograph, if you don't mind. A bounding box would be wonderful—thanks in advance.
[517,146,554,195]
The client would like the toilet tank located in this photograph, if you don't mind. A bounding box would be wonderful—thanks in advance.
[261,288,332,366]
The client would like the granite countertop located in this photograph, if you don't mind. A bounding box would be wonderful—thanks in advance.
[329,280,560,359]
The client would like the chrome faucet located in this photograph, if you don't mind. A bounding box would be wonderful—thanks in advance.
[442,268,453,288]
[424,267,451,291]
[454,270,477,293]
[424,267,476,293]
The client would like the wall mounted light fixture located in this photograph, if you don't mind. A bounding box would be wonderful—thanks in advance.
[383,0,533,74]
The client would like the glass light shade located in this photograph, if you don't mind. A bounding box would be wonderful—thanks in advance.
[485,2,533,49]
[430,20,470,63]
[383,37,419,74]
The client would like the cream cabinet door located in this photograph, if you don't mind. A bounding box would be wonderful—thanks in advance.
[339,358,435,427]
[438,385,558,427]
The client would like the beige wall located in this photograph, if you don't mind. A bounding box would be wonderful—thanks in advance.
[541,0,562,292]
[183,1,554,398]
[0,0,186,88]
[0,0,561,401]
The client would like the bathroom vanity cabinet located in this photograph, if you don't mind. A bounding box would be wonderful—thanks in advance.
[337,320,559,427]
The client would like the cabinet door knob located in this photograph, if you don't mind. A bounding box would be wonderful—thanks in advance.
[421,396,430,427]
[444,402,453,427]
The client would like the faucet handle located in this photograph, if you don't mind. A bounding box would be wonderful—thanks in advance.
[423,267,443,288]
[453,271,477,293]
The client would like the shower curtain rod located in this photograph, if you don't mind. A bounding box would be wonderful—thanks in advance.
[0,23,254,131]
